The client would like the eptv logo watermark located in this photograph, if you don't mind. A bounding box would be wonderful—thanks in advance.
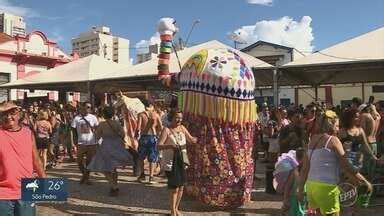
[339,182,358,207]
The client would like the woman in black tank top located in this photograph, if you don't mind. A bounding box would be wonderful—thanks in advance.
[339,109,377,170]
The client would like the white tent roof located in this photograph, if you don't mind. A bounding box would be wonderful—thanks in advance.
[0,41,272,91]
[1,55,128,88]
[104,40,272,80]
[283,27,384,67]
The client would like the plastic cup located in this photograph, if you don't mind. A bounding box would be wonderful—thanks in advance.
[357,185,372,208]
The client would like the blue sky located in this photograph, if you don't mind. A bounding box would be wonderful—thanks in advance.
[1,0,383,57]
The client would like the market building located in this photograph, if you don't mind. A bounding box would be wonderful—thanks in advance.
[0,30,72,102]
[242,27,384,107]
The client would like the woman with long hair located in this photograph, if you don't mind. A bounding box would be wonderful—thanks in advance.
[339,109,377,171]
[157,110,197,216]
[34,110,52,170]
[298,110,372,216]
[88,106,132,196]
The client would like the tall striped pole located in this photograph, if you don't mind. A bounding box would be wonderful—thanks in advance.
[157,18,177,87]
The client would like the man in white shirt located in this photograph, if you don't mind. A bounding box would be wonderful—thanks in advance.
[71,102,99,185]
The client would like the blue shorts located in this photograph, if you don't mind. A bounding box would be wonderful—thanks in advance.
[0,200,36,216]
[138,135,158,162]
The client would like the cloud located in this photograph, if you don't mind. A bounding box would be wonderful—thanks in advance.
[135,33,161,55]
[0,0,39,17]
[246,0,273,6]
[229,16,314,52]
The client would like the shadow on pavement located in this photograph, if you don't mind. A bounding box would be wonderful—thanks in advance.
[38,161,286,215]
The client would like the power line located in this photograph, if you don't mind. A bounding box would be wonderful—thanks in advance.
[314,51,368,61]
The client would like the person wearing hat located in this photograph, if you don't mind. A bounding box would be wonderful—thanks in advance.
[0,101,46,215]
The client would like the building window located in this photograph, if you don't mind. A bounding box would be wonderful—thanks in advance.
[372,85,384,93]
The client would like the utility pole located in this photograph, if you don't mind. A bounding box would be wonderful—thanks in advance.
[273,67,279,106]
[178,38,183,50]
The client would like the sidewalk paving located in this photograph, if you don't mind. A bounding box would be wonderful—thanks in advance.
[36,161,384,215]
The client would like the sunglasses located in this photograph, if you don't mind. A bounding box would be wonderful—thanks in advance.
[0,109,20,119]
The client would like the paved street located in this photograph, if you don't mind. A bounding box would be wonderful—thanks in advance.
[36,160,384,215]
[36,161,283,215]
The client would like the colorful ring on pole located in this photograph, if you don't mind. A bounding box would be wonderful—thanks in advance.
[160,34,173,41]
[158,53,171,59]
[160,47,172,54]
[158,58,169,65]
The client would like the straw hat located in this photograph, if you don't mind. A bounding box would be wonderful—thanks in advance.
[0,101,21,113]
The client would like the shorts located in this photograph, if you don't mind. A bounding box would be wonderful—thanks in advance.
[36,137,49,150]
[362,142,377,178]
[138,135,158,163]
[306,180,340,215]
[0,200,35,216]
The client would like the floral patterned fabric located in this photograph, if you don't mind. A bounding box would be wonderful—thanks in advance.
[184,115,255,208]
[174,48,257,208]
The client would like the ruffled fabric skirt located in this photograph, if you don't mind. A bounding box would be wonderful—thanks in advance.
[88,137,133,172]
[184,115,255,208]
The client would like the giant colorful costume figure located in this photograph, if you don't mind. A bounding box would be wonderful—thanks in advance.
[157,18,257,208]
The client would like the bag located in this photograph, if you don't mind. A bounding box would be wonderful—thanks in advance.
[170,129,190,168]
[167,148,187,188]
[81,115,95,133]
[180,150,190,168]
[106,120,126,144]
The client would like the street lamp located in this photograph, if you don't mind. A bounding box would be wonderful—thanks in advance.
[184,19,200,47]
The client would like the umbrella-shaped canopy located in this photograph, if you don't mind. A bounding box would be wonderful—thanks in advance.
[0,41,272,93]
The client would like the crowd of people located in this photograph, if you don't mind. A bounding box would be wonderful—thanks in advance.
[1,94,383,215]
[0,93,193,216]
[258,97,384,215]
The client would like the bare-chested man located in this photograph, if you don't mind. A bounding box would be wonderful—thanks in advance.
[136,99,163,184]
[359,103,381,177]
[360,104,381,155]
